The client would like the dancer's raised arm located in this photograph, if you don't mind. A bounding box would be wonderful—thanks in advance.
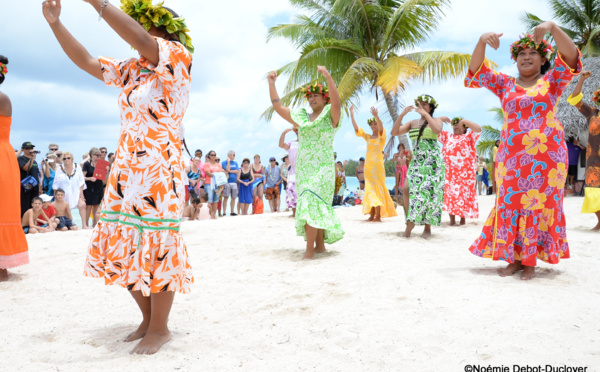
[370,107,383,136]
[279,128,293,150]
[268,72,295,125]
[391,106,415,136]
[349,106,359,133]
[317,66,341,127]
[460,119,482,133]
[571,71,591,98]
[533,21,577,69]
[469,32,503,75]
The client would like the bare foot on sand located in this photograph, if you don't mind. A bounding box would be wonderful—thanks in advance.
[125,321,149,342]
[373,216,382,222]
[460,218,466,225]
[0,269,8,282]
[131,330,171,355]
[404,221,414,238]
[521,266,536,281]
[592,223,600,231]
[314,245,326,254]
[498,262,523,277]
[421,225,431,239]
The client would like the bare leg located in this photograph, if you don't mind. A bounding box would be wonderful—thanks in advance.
[304,224,317,260]
[126,290,151,342]
[592,211,600,231]
[222,196,229,215]
[402,183,409,217]
[460,217,466,225]
[498,260,524,277]
[421,224,431,239]
[132,291,174,355]
[0,269,8,282]
[404,220,414,238]
[315,229,326,253]
[79,203,89,229]
[373,206,382,222]
[449,214,456,226]
[86,205,93,228]
[367,207,375,221]
[230,197,236,215]
[521,265,536,280]
[92,204,101,227]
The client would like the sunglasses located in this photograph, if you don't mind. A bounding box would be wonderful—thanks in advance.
[101,150,107,153]
[63,157,72,160]
[50,148,58,151]
[56,153,63,157]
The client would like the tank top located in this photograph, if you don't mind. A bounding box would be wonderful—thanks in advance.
[187,167,200,181]
[240,168,251,181]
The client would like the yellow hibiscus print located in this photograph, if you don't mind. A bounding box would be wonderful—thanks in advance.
[538,208,555,232]
[520,189,547,210]
[546,110,557,128]
[548,163,567,189]
[522,129,548,155]
[526,80,550,97]
[495,162,507,188]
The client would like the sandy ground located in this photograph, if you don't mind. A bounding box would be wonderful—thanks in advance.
[1,195,600,371]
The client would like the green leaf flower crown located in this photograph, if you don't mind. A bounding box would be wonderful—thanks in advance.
[120,0,194,53]
[510,34,553,62]
[367,118,377,124]
[593,88,600,107]
[304,83,330,103]
[0,61,7,76]
[414,94,438,108]
[451,117,463,125]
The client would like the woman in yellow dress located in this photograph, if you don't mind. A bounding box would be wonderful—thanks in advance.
[350,106,397,221]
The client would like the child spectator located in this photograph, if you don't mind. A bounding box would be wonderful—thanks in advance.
[52,188,78,231]
[21,197,52,234]
[38,194,58,230]
[182,197,201,221]
[198,193,211,220]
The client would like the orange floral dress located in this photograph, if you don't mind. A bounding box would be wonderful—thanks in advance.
[465,51,582,266]
[0,116,29,269]
[83,38,193,296]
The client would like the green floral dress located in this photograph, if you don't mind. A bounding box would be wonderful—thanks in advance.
[290,104,344,244]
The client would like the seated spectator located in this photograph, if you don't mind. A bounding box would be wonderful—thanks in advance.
[198,193,211,220]
[18,141,41,217]
[38,194,58,230]
[265,157,282,212]
[52,188,78,231]
[21,197,52,234]
[183,197,201,221]
[41,151,58,197]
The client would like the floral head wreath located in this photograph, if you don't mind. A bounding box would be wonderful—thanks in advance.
[414,94,438,109]
[593,88,600,107]
[0,61,7,76]
[510,34,554,62]
[304,83,330,103]
[452,116,468,129]
[120,0,194,53]
[367,118,377,125]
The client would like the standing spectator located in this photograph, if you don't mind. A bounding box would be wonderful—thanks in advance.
[237,158,255,215]
[53,151,86,228]
[203,150,223,219]
[83,147,107,228]
[99,147,108,161]
[279,128,299,216]
[265,157,282,212]
[18,141,41,217]
[476,157,487,195]
[492,140,500,194]
[222,150,240,216]
[252,154,265,201]
[281,155,289,211]
[356,157,365,190]
[54,150,63,166]
[0,53,29,280]
[41,151,58,197]
[107,152,115,165]
[48,143,59,152]
[566,137,585,189]
[184,156,202,205]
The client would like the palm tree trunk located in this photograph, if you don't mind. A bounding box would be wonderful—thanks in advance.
[383,92,410,153]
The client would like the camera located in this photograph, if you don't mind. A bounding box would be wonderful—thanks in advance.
[33,150,41,154]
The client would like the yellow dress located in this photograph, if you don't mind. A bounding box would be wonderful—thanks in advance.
[356,128,397,218]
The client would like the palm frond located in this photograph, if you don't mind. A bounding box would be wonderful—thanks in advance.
[337,57,384,102]
[487,107,504,126]
[376,55,422,94]
[581,25,600,57]
[476,139,498,159]
[266,16,336,46]
[403,51,476,83]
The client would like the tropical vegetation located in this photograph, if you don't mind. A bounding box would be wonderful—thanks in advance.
[476,107,502,159]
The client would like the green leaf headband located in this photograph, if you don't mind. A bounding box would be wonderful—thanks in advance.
[414,94,438,109]
[367,118,376,125]
[451,117,463,125]
[304,83,330,103]
[510,34,553,62]
[120,0,194,53]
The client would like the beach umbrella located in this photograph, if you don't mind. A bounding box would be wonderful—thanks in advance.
[558,57,600,140]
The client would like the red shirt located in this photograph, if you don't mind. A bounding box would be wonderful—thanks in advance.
[37,205,56,226]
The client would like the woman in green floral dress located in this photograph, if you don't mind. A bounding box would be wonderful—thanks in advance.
[267,66,344,259]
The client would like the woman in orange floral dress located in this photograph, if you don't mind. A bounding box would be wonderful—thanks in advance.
[465,23,581,280]
[567,70,600,230]
[0,55,29,281]
[44,0,193,354]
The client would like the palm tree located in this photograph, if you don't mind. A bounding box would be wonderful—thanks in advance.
[476,107,502,159]
[522,0,600,57]
[262,0,476,153]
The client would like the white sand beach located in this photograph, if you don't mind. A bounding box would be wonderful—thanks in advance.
[1,195,599,371]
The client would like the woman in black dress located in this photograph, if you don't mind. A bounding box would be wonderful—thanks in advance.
[82,147,107,228]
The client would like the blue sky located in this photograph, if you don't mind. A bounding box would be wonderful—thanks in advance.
[3,0,551,163]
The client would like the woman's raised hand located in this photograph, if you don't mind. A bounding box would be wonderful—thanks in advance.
[439,116,451,124]
[402,105,415,115]
[317,65,330,77]
[267,71,278,84]
[533,21,555,44]
[370,107,379,118]
[42,0,62,24]
[581,70,592,80]
[479,32,503,50]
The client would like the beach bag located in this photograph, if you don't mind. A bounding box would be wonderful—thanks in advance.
[212,172,228,187]
[21,175,38,192]
[252,196,264,214]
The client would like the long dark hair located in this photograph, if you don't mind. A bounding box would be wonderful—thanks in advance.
[416,102,436,147]
[0,55,8,85]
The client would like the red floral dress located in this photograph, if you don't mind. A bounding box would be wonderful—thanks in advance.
[438,130,480,218]
[464,51,582,266]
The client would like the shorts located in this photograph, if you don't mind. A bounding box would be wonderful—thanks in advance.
[568,165,578,177]
[476,175,483,181]
[223,183,238,198]
[265,187,280,200]
[57,216,75,230]
[205,184,219,203]
[23,226,30,234]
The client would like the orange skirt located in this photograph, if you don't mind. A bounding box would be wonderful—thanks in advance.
[0,116,29,269]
